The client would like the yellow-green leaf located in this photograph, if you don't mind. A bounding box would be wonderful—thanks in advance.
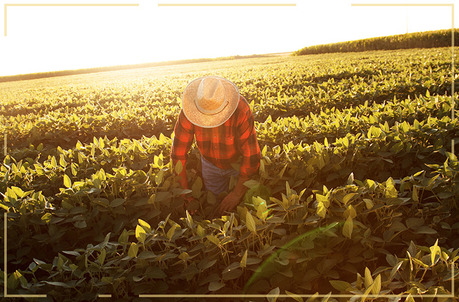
[98,248,106,265]
[167,224,177,241]
[246,212,256,234]
[342,216,353,239]
[361,281,374,302]
[371,274,381,295]
[342,193,357,205]
[285,290,303,302]
[208,281,225,292]
[344,205,357,219]
[135,225,146,243]
[174,160,183,175]
[63,174,72,188]
[267,287,280,302]
[385,177,398,198]
[317,201,326,218]
[363,198,374,210]
[138,219,151,233]
[364,267,373,289]
[430,239,441,266]
[240,250,248,268]
[128,243,139,258]
[206,234,220,246]
[329,280,352,292]
[197,224,205,237]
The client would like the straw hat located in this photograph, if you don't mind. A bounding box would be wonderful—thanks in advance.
[182,76,240,128]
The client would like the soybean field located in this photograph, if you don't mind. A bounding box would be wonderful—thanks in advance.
[0,47,458,301]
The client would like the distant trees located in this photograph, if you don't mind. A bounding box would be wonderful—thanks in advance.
[293,29,458,56]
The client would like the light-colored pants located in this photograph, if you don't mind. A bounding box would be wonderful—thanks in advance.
[201,156,239,197]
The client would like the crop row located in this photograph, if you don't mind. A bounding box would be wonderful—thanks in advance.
[1,107,457,273]
[2,138,457,299]
[0,48,454,150]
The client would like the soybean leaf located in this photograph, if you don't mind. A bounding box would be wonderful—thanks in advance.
[135,225,146,243]
[342,216,353,239]
[246,212,256,234]
[208,281,225,292]
[63,174,72,188]
[267,287,280,302]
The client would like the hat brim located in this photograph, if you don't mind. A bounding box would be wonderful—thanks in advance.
[182,76,240,128]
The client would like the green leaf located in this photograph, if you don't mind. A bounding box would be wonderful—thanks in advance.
[206,235,220,246]
[50,156,57,169]
[267,287,280,302]
[128,242,139,258]
[243,179,260,189]
[179,252,190,261]
[146,267,167,279]
[385,177,398,198]
[246,212,256,234]
[371,274,381,295]
[167,224,177,240]
[41,213,52,224]
[208,281,225,292]
[110,198,125,208]
[98,248,106,265]
[344,205,357,219]
[198,258,217,271]
[316,194,330,208]
[285,290,304,302]
[342,216,353,239]
[317,201,326,218]
[240,250,248,268]
[342,136,349,148]
[361,281,374,302]
[11,186,24,198]
[138,251,157,259]
[389,261,403,281]
[346,172,354,185]
[43,281,74,288]
[74,220,87,229]
[59,155,67,167]
[430,239,441,266]
[414,226,437,235]
[342,193,357,205]
[175,160,183,175]
[364,267,373,289]
[329,280,352,292]
[446,151,458,161]
[118,229,129,245]
[192,177,203,198]
[222,267,243,281]
[197,224,205,237]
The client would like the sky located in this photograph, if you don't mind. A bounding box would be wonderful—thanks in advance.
[0,0,457,76]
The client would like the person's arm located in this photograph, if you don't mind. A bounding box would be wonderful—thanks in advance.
[216,174,250,214]
[171,110,195,191]
[217,98,261,215]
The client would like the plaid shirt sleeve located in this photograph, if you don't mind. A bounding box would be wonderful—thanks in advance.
[170,110,194,171]
[236,98,261,177]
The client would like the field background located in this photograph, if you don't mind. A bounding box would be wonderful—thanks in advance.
[1,40,458,301]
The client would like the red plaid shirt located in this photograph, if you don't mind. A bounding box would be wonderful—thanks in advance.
[171,96,261,177]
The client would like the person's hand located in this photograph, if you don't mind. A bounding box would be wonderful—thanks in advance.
[215,191,243,216]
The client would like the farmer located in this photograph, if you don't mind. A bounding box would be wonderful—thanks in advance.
[171,76,261,216]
